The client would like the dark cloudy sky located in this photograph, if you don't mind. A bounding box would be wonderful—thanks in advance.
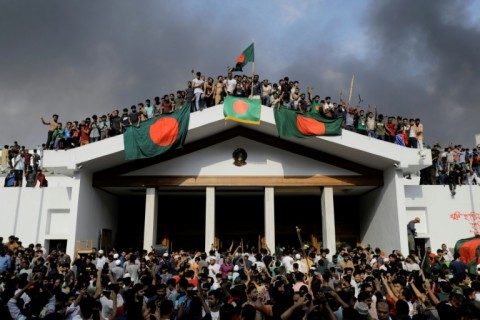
[1,0,479,149]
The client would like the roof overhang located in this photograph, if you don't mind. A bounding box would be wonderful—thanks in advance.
[42,105,431,177]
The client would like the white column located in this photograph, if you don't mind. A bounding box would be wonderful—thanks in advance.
[264,187,275,252]
[143,188,158,251]
[205,187,215,252]
[321,187,336,256]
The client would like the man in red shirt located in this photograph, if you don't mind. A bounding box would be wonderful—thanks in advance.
[385,117,396,143]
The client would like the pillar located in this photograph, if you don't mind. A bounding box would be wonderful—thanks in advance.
[205,187,215,252]
[264,187,275,252]
[143,188,158,251]
[321,187,336,256]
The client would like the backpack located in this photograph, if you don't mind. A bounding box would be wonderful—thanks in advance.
[5,175,14,187]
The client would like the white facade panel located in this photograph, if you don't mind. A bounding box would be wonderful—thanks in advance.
[359,167,408,254]
[124,137,359,177]
[405,185,480,251]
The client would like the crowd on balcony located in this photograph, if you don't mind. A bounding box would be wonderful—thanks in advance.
[0,234,479,319]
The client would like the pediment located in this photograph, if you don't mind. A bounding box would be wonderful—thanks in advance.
[123,136,359,177]
[93,127,382,188]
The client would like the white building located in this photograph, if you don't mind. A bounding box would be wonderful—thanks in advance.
[1,105,478,258]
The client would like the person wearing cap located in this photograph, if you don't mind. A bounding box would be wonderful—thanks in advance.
[111,259,124,282]
[108,254,117,270]
[208,256,220,278]
[95,249,107,270]
[407,217,420,253]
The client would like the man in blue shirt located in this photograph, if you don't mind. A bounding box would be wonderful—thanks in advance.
[0,248,11,273]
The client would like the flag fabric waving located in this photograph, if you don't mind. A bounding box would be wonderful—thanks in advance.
[454,235,480,275]
[223,96,261,125]
[274,106,343,138]
[123,104,190,160]
[231,43,254,72]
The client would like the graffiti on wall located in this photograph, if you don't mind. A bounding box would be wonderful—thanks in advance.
[450,211,480,235]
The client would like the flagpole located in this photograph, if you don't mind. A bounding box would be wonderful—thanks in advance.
[251,40,255,98]
[348,74,355,105]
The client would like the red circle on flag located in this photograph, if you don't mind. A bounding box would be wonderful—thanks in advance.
[297,116,326,136]
[233,100,249,114]
[149,118,179,146]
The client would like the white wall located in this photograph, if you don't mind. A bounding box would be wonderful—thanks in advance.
[0,172,118,258]
[69,170,118,257]
[405,184,480,251]
[359,167,408,254]
[0,184,71,250]
[125,137,359,177]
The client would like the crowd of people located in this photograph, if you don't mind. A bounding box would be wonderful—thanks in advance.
[0,234,479,319]
[0,69,477,189]
[1,142,47,188]
[35,70,433,152]
[420,145,480,195]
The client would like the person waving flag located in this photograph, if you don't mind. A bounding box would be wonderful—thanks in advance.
[231,43,254,72]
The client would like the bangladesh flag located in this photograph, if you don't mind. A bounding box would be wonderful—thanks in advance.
[274,106,343,138]
[223,96,261,125]
[454,235,480,275]
[232,43,254,72]
[123,105,190,160]
[311,102,321,113]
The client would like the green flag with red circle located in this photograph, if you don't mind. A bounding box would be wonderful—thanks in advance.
[274,105,343,138]
[454,235,480,275]
[223,96,262,125]
[123,104,190,160]
[231,43,254,72]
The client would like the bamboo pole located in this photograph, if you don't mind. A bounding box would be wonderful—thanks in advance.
[348,74,355,105]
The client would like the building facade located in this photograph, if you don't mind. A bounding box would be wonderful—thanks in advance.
[1,106,477,257]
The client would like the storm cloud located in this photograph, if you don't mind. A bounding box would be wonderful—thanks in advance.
[0,0,478,149]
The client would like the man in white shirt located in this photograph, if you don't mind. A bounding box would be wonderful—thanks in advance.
[281,251,294,273]
[225,72,237,95]
[192,70,204,112]
[12,150,24,187]
[465,169,479,185]
[208,257,220,278]
[95,250,107,270]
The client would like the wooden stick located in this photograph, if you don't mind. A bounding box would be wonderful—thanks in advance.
[348,74,355,105]
[251,62,255,98]
[251,40,255,98]
[295,226,311,270]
